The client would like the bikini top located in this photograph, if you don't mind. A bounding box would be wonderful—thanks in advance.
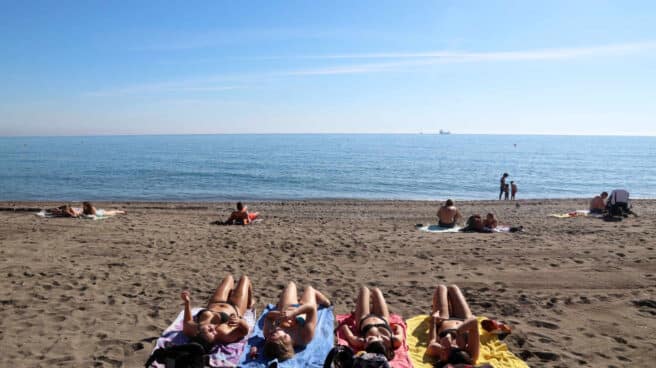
[359,316,393,338]
[195,309,231,324]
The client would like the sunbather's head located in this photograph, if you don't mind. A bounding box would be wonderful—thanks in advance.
[236,202,245,211]
[445,347,472,365]
[486,213,495,220]
[264,329,294,361]
[601,191,608,199]
[82,202,95,215]
[198,323,220,344]
[445,199,454,207]
[365,339,394,360]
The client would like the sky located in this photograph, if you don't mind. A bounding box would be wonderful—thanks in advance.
[1,0,655,136]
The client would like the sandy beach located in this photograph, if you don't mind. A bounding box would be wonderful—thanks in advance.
[1,198,654,367]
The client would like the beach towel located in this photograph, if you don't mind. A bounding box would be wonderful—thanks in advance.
[148,307,256,368]
[238,304,334,368]
[548,210,604,219]
[336,313,413,368]
[35,208,117,220]
[406,315,528,368]
[417,225,462,233]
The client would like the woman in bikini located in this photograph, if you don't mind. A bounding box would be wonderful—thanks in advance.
[180,274,254,348]
[81,202,126,216]
[261,282,331,362]
[339,286,404,361]
[428,284,479,366]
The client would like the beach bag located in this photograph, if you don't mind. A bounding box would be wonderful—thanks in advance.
[323,345,391,368]
[144,341,208,368]
[606,189,631,217]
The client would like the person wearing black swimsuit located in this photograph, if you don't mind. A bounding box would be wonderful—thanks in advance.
[180,274,254,346]
[428,284,479,365]
[339,286,404,361]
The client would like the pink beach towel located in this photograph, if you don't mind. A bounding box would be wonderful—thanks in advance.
[336,313,413,368]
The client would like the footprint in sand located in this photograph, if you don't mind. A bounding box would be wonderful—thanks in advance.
[528,320,559,329]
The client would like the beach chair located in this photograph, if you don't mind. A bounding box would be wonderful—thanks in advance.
[606,189,631,217]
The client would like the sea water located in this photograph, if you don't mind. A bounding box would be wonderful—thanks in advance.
[1,134,654,201]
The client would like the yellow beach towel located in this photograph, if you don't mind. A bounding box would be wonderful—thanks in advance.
[406,315,529,368]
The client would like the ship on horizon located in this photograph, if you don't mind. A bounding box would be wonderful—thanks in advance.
[439,129,451,135]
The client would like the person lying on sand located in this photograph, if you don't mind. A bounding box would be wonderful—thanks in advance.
[219,202,259,225]
[338,286,404,362]
[81,201,126,216]
[589,192,608,214]
[260,282,331,362]
[180,274,254,348]
[483,213,498,229]
[46,204,81,217]
[437,199,462,228]
[428,284,480,366]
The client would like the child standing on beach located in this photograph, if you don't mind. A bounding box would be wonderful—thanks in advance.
[510,181,518,200]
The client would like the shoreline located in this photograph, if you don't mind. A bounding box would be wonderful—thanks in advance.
[1,198,654,367]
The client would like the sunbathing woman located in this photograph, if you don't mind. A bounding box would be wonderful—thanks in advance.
[82,202,126,216]
[339,286,404,361]
[180,274,254,348]
[261,282,331,362]
[428,284,479,366]
[46,204,81,217]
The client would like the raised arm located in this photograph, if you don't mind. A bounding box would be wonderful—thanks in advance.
[339,324,365,349]
[391,323,404,349]
[457,317,480,363]
[427,313,446,357]
[292,304,317,344]
[180,291,199,337]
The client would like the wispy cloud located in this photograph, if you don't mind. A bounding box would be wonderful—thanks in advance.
[88,41,656,95]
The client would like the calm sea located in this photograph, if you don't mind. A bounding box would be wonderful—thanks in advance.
[1,134,654,201]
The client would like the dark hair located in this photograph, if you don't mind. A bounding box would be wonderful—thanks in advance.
[447,348,472,364]
[445,199,454,206]
[365,340,394,360]
[601,191,608,197]
[510,181,514,184]
[236,202,244,211]
[263,338,294,361]
[503,173,509,177]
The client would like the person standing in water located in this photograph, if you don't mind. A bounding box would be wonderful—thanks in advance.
[499,173,509,200]
[510,181,518,200]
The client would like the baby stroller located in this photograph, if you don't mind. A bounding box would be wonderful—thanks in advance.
[606,189,636,218]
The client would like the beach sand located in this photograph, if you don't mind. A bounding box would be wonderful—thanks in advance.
[1,199,654,367]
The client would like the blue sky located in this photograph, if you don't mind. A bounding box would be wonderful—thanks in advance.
[1,0,655,136]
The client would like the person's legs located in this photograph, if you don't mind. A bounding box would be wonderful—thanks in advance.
[447,285,473,319]
[278,281,298,309]
[299,285,318,307]
[432,284,450,319]
[208,274,235,306]
[371,287,390,321]
[354,286,370,331]
[229,275,252,316]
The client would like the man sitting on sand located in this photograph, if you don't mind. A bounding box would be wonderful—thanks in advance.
[589,192,608,214]
[437,199,462,228]
[221,202,259,225]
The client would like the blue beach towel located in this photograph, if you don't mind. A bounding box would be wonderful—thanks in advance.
[239,304,334,368]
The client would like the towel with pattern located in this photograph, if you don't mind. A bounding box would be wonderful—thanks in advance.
[148,307,256,367]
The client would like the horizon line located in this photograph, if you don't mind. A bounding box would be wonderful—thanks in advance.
[2,132,655,138]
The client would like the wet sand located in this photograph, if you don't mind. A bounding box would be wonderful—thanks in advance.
[1,199,654,367]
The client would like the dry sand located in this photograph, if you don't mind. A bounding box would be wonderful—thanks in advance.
[1,199,655,368]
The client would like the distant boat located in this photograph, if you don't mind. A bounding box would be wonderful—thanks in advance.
[439,129,451,135]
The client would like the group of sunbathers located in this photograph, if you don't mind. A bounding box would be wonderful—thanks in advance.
[170,274,486,367]
[436,199,519,233]
[45,202,126,217]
